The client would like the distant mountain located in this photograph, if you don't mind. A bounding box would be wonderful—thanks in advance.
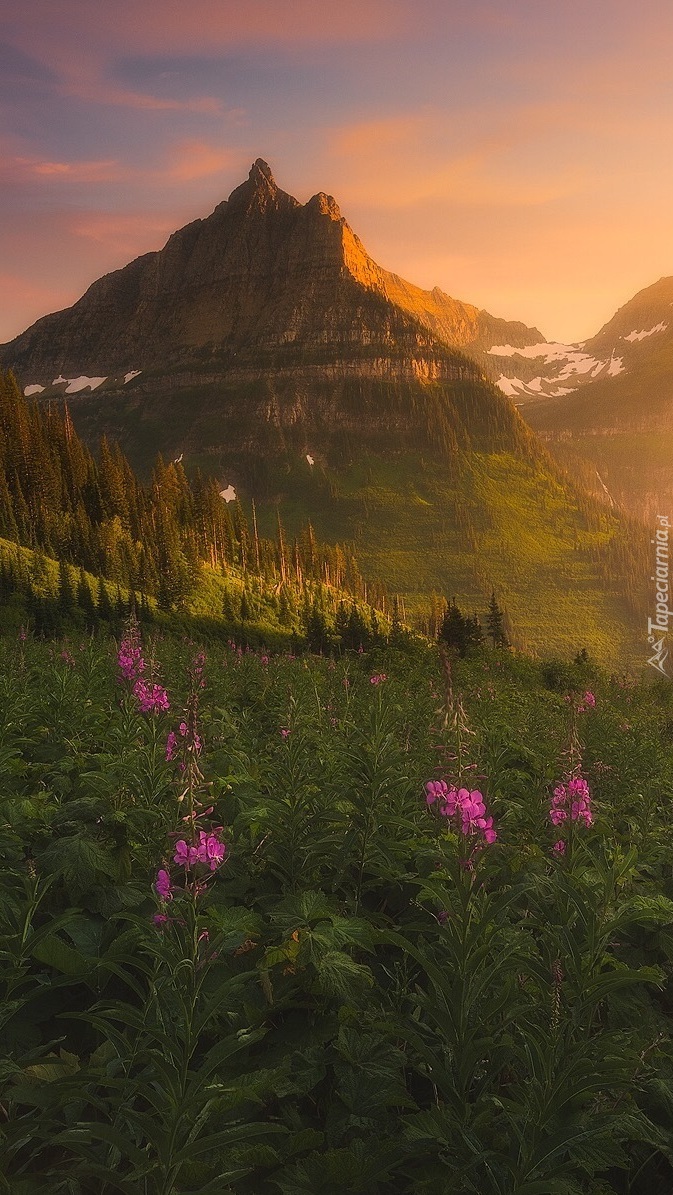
[488,277,673,418]
[0,161,650,664]
[504,279,673,523]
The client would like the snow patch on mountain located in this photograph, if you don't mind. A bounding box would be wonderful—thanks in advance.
[53,374,107,393]
[23,370,142,397]
[220,485,237,502]
[489,342,571,363]
[491,339,625,401]
[624,322,667,341]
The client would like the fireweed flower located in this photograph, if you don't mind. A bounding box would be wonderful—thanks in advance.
[549,774,593,853]
[166,721,202,760]
[133,679,170,714]
[425,780,497,846]
[369,673,387,685]
[173,828,227,873]
[117,628,146,683]
[577,690,596,713]
[155,869,173,900]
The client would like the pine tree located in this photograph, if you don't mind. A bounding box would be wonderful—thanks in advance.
[465,613,484,651]
[57,558,75,614]
[97,577,113,622]
[439,600,468,657]
[486,591,509,648]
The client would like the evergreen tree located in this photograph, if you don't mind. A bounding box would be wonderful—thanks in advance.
[222,586,237,623]
[465,613,484,651]
[57,558,75,614]
[97,577,113,623]
[278,585,293,627]
[439,600,469,657]
[486,591,509,648]
[76,568,97,623]
[306,601,330,654]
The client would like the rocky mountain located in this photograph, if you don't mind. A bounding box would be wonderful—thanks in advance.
[2,159,542,389]
[487,276,673,416]
[503,278,673,523]
[515,277,673,426]
[0,160,650,665]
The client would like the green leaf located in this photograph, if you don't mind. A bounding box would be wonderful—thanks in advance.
[31,933,90,977]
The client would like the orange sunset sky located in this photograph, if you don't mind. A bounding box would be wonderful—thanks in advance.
[1,0,672,345]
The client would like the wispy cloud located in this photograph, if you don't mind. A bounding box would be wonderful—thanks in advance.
[71,212,179,255]
[8,155,124,184]
[163,140,239,181]
[1,138,243,192]
[327,112,584,210]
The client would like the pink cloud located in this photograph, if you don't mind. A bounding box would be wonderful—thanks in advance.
[71,212,180,256]
[11,156,124,184]
[0,136,245,194]
[326,112,581,211]
[163,140,239,182]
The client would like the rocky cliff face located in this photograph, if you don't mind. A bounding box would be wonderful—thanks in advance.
[1,159,541,387]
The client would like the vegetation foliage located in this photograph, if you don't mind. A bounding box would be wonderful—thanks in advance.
[1,625,673,1193]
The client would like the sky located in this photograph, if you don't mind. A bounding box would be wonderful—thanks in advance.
[1,0,672,345]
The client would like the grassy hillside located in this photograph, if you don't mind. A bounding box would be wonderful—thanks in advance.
[248,447,647,669]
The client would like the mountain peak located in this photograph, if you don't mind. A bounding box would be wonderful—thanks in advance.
[250,158,275,184]
[227,157,282,210]
[1,157,542,381]
[306,191,342,221]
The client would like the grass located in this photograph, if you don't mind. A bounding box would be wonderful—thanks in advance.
[250,449,643,668]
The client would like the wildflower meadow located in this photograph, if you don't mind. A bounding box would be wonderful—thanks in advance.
[2,627,673,1193]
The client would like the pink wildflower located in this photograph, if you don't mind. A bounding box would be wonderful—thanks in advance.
[198,831,226,871]
[425,780,496,845]
[173,829,227,873]
[174,839,193,867]
[153,913,169,926]
[478,817,497,845]
[370,673,387,685]
[133,680,170,714]
[549,775,592,832]
[552,840,566,856]
[165,731,177,761]
[155,869,173,900]
[117,631,145,683]
[280,727,290,739]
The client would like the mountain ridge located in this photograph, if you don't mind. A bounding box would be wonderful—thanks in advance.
[1,158,543,385]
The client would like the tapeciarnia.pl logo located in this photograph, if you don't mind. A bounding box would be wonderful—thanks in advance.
[647,515,671,677]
